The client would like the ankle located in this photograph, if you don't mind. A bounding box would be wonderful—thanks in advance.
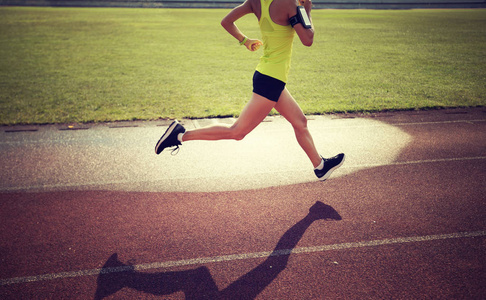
[178,132,185,143]
[314,157,324,170]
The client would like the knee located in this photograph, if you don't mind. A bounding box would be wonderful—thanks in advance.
[232,129,248,141]
[291,115,308,132]
[227,125,248,141]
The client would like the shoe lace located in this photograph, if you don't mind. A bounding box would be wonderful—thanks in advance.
[170,146,180,156]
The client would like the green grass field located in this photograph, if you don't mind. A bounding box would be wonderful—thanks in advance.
[0,7,485,124]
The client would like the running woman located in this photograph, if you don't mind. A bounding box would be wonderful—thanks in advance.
[155,0,344,181]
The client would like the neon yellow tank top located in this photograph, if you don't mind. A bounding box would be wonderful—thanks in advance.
[256,0,295,83]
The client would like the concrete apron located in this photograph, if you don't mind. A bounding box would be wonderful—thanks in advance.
[0,115,411,192]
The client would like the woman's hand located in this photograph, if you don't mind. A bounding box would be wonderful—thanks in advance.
[245,38,263,51]
[299,0,312,11]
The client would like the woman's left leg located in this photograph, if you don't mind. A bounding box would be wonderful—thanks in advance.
[274,88,322,168]
[182,93,276,142]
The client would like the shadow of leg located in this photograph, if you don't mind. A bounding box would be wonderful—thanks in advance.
[94,253,134,300]
[94,254,218,299]
[129,266,218,299]
[220,201,341,299]
[94,201,340,300]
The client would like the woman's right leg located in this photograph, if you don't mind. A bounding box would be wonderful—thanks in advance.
[274,88,322,168]
[182,93,276,142]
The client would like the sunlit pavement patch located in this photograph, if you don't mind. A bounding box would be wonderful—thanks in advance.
[0,115,411,192]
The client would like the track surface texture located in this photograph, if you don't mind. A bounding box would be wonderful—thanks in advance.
[1,107,485,299]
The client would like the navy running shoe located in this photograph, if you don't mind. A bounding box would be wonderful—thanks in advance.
[314,153,345,181]
[155,120,186,154]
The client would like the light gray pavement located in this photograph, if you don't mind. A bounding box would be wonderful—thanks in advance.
[1,112,414,192]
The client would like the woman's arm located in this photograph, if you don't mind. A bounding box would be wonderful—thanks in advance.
[221,0,262,51]
[293,0,314,46]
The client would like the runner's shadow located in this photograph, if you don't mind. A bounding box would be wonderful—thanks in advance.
[94,201,341,300]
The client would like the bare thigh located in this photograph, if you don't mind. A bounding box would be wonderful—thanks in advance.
[274,88,307,128]
[231,93,277,139]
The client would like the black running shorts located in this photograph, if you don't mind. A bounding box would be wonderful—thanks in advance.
[252,71,286,102]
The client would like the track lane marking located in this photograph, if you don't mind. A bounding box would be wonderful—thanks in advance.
[341,156,486,169]
[1,230,485,286]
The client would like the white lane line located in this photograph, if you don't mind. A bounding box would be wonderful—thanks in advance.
[1,230,485,286]
[341,156,486,170]
[320,119,486,130]
[1,156,485,192]
[388,119,486,127]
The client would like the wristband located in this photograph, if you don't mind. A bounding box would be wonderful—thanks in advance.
[239,36,248,46]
